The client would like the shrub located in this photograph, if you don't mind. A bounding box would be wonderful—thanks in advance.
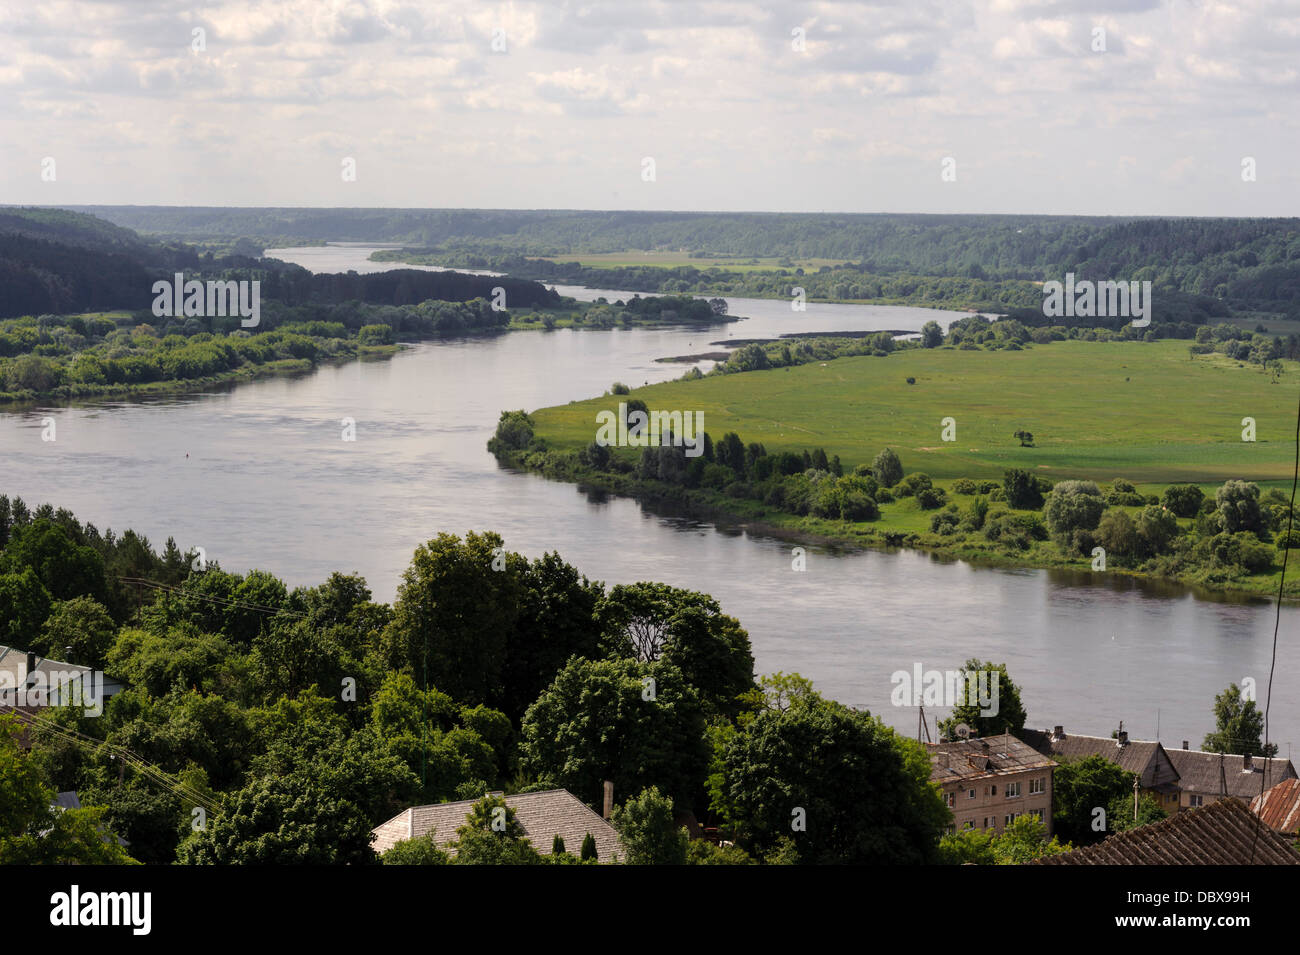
[1162,484,1205,518]
[1044,481,1107,544]
[1003,469,1045,510]
[952,478,978,495]
[896,473,933,498]
[872,448,903,487]
[916,487,947,510]
[840,491,879,522]
[1216,480,1266,534]
[930,509,960,535]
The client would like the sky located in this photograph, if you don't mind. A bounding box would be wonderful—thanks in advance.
[2,0,1298,216]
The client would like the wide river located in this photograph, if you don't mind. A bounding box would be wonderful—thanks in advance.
[3,244,1296,755]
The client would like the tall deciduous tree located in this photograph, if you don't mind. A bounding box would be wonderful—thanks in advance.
[710,691,948,864]
[1203,682,1277,757]
[520,656,709,811]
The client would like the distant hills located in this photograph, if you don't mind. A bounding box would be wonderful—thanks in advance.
[0,208,560,318]
[55,206,1300,315]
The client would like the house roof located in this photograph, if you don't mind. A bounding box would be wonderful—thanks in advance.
[1165,748,1296,801]
[371,789,625,862]
[1019,728,1164,778]
[927,732,1056,783]
[0,644,124,704]
[1035,797,1300,865]
[1250,778,1300,834]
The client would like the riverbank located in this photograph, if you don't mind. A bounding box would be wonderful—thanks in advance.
[493,442,1298,602]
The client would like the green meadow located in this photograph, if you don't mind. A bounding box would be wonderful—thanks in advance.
[531,339,1298,486]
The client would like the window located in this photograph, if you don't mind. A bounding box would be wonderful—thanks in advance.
[1029,808,1044,821]
[1005,812,1020,826]
[982,817,989,828]
[963,820,974,829]
[1005,781,1022,798]
[967,788,976,799]
[990,785,997,796]
[945,792,955,808]
[1189,794,1204,807]
[1029,777,1045,795]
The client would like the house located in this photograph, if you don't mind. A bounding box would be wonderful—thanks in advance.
[1250,778,1300,836]
[927,733,1056,837]
[1165,744,1297,810]
[1032,797,1300,865]
[1019,726,1181,814]
[0,645,124,713]
[371,789,625,862]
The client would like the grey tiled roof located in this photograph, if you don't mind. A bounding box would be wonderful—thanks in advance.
[1034,797,1300,865]
[1020,729,1164,778]
[372,789,625,862]
[1166,748,1297,801]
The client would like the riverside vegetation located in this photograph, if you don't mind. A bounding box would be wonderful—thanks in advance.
[491,317,1300,599]
[0,494,1267,864]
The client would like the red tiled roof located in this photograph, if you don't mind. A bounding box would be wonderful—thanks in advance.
[1251,778,1300,834]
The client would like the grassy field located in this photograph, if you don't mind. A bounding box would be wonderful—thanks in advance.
[531,339,1299,485]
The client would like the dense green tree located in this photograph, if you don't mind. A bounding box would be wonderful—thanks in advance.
[450,795,542,865]
[368,673,501,801]
[1203,682,1277,757]
[106,625,235,697]
[580,832,598,861]
[36,596,116,669]
[1051,755,1135,844]
[0,716,136,864]
[935,660,1027,739]
[1003,469,1045,510]
[872,447,903,487]
[382,833,451,865]
[990,815,1070,864]
[710,692,947,864]
[612,786,689,865]
[597,582,755,718]
[1216,480,1266,534]
[0,567,52,648]
[384,531,522,705]
[1162,484,1205,518]
[501,551,605,722]
[1096,509,1140,560]
[1043,481,1107,545]
[176,772,376,865]
[0,519,106,604]
[520,656,709,811]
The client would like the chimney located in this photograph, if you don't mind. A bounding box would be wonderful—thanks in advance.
[1244,754,1254,772]
[602,780,614,820]
[1182,740,1189,750]
[980,741,990,755]
[1052,725,1064,740]
[1117,731,1129,747]
[24,651,36,685]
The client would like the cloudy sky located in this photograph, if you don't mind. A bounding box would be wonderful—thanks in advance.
[3,0,1297,215]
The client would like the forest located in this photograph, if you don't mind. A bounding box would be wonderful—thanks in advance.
[69,206,1300,316]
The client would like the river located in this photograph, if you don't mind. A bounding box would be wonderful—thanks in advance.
[2,243,1294,754]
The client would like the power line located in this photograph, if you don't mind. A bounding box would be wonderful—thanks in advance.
[1251,370,1299,861]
